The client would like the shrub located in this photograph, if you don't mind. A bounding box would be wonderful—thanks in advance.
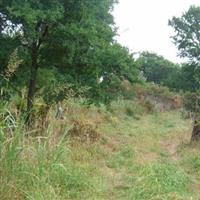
[183,91,200,113]
[109,99,145,119]
[68,120,100,143]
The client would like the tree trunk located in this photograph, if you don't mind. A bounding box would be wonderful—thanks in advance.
[191,115,200,142]
[26,44,39,124]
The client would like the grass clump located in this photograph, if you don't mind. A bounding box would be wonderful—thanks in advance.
[0,123,99,200]
[106,146,135,169]
[189,155,200,175]
[126,162,191,200]
[109,100,144,119]
[180,148,200,176]
[68,120,100,143]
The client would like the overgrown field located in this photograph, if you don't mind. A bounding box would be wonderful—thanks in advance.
[1,100,200,200]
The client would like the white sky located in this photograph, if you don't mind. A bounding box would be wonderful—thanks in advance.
[113,0,200,63]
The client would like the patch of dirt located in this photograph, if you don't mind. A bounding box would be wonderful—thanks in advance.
[160,139,180,161]
[160,133,190,161]
[192,183,200,191]
[101,135,123,153]
[136,151,159,164]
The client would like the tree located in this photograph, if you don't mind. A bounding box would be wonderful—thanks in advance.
[0,0,118,122]
[169,6,200,141]
[88,43,139,103]
[136,51,181,90]
[0,0,65,123]
[169,6,200,65]
[179,63,200,92]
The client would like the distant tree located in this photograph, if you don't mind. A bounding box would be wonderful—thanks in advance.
[136,51,181,90]
[169,6,200,141]
[169,6,200,65]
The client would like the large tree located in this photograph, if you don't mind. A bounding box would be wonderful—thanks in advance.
[0,0,66,122]
[0,0,118,122]
[169,6,200,141]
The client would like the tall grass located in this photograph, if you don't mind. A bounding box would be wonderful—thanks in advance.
[0,107,101,200]
[0,99,199,199]
[126,162,191,200]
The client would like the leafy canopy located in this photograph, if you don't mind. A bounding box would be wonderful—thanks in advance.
[169,6,200,115]
[169,6,200,65]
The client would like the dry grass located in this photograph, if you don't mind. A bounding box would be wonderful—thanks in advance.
[68,120,100,143]
[1,99,200,199]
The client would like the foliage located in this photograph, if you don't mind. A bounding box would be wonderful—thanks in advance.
[183,91,200,113]
[169,6,200,96]
[0,35,20,73]
[169,6,200,65]
[136,51,181,90]
[180,63,200,92]
[169,6,200,140]
[0,0,140,108]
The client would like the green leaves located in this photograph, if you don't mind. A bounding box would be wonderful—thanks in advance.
[0,0,139,105]
[169,6,200,64]
[136,52,181,90]
[169,6,200,125]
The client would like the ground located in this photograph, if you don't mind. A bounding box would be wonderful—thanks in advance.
[1,107,200,200]
[94,111,197,199]
[68,109,200,199]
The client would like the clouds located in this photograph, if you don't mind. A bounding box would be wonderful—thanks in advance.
[113,0,200,63]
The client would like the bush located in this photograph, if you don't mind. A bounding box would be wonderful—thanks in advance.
[109,99,145,119]
[183,91,200,113]
[142,100,155,113]
[68,120,100,143]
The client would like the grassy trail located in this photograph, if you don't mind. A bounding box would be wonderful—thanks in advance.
[95,111,200,199]
[1,109,200,200]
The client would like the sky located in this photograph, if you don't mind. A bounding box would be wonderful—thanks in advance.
[113,0,200,63]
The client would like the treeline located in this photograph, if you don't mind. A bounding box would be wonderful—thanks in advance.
[136,52,200,92]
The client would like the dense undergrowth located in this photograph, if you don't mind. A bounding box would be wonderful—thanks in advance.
[1,97,200,200]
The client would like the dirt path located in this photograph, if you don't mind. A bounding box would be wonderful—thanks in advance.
[160,139,180,161]
[160,133,190,161]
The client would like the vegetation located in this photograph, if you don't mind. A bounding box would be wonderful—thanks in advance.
[0,0,138,118]
[1,100,200,199]
[169,6,200,141]
[0,1,200,199]
[136,52,182,91]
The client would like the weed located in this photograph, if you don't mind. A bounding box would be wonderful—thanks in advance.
[68,120,100,143]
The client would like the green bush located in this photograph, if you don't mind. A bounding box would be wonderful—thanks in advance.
[109,100,145,119]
